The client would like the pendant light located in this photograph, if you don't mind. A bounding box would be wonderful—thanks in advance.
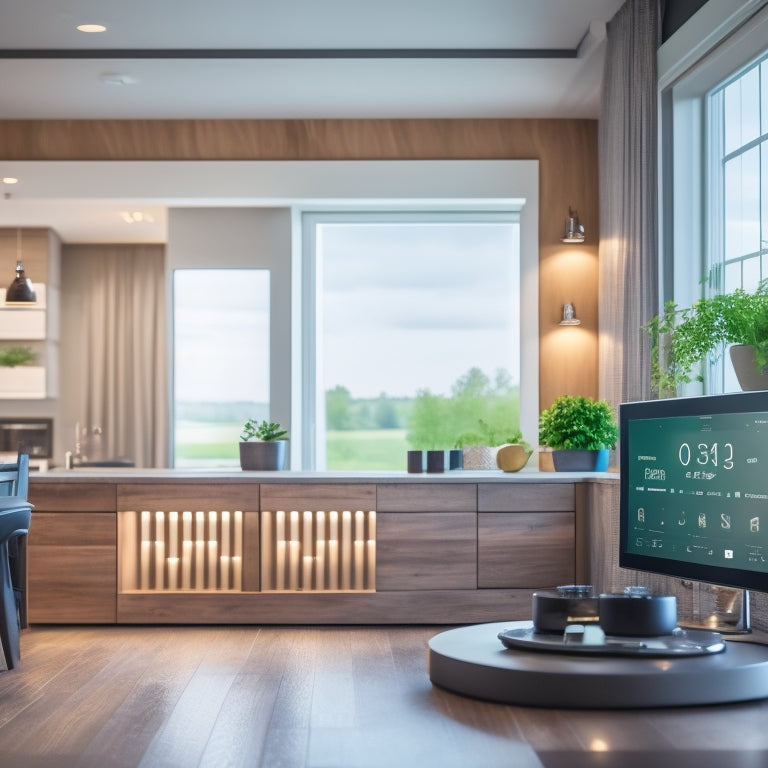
[5,229,37,304]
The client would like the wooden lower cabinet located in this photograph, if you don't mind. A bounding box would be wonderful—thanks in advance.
[27,482,117,623]
[24,477,603,624]
[27,511,117,623]
[376,512,477,590]
[477,512,575,588]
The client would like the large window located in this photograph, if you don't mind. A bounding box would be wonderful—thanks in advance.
[707,49,768,391]
[173,269,270,467]
[303,212,521,470]
[660,2,768,394]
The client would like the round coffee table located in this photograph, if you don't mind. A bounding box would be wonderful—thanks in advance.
[428,621,768,708]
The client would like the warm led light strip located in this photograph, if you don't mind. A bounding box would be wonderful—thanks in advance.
[261,509,376,591]
[135,509,243,591]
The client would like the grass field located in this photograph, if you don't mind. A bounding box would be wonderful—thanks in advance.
[325,429,408,470]
[175,422,409,470]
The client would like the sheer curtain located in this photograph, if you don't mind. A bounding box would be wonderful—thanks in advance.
[64,244,168,468]
[598,0,661,408]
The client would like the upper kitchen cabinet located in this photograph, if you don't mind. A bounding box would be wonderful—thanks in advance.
[0,228,61,398]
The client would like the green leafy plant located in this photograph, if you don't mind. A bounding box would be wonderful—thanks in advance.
[538,395,618,451]
[240,419,288,442]
[645,279,768,396]
[455,419,531,452]
[0,346,35,367]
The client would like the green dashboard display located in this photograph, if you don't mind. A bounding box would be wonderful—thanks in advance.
[626,411,768,574]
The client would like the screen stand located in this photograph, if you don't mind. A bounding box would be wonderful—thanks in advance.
[680,585,751,635]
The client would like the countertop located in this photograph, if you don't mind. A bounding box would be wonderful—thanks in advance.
[28,467,619,484]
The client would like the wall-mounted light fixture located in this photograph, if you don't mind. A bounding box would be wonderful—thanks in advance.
[5,229,37,304]
[559,303,581,326]
[561,207,585,243]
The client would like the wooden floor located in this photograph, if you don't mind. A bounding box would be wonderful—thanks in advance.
[3,626,768,768]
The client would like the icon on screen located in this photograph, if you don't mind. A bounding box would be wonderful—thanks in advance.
[724,549,734,559]
[735,491,741,498]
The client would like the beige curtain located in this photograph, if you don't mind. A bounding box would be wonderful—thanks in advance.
[66,244,167,468]
[598,0,661,408]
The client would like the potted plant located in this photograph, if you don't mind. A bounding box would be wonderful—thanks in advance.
[538,395,617,472]
[645,279,768,395]
[455,419,532,471]
[239,419,289,471]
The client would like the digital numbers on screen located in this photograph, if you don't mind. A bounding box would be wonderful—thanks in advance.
[678,442,734,470]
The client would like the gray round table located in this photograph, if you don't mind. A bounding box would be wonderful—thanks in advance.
[428,621,768,708]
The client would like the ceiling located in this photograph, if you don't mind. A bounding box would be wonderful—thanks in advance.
[0,0,624,243]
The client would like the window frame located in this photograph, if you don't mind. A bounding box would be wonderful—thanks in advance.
[300,209,524,470]
[659,1,768,394]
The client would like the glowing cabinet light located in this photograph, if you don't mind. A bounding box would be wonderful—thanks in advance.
[120,506,374,593]
[260,509,376,592]
[120,508,244,592]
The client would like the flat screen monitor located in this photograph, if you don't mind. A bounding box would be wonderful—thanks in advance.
[620,391,768,593]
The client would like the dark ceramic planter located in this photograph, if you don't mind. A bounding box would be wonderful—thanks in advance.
[552,449,603,472]
[239,440,287,471]
[729,344,768,391]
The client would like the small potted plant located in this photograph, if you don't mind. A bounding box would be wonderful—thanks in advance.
[538,395,617,472]
[455,419,532,471]
[645,279,768,395]
[239,419,289,471]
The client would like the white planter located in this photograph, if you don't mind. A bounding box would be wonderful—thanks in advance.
[0,366,46,398]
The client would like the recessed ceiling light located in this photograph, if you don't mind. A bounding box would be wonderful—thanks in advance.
[2,177,18,185]
[100,72,137,86]
[77,24,106,33]
[121,211,155,224]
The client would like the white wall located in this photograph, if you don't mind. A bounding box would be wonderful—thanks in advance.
[166,208,293,463]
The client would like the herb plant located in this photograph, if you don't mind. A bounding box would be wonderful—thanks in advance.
[538,395,618,451]
[0,346,35,367]
[240,419,288,442]
[645,279,768,396]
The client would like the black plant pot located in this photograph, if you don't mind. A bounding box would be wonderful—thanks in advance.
[239,440,287,471]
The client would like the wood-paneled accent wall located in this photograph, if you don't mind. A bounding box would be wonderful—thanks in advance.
[0,118,600,408]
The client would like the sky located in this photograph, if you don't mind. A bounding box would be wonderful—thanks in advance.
[172,218,521,405]
[319,220,520,399]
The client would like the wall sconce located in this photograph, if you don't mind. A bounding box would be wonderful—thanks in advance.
[5,230,37,304]
[559,303,581,326]
[561,207,585,243]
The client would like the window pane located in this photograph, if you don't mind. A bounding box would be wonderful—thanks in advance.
[173,269,270,467]
[724,148,761,259]
[724,66,760,154]
[317,218,520,470]
[742,255,761,291]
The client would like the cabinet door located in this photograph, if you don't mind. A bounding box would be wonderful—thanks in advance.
[477,512,574,588]
[27,511,117,623]
[376,512,477,590]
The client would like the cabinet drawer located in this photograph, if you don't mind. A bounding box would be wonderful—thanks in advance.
[376,484,476,512]
[478,512,574,588]
[29,482,117,512]
[376,512,476,590]
[478,483,575,512]
[260,484,375,511]
[27,512,117,623]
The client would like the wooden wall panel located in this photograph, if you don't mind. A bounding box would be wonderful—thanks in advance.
[0,118,600,408]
